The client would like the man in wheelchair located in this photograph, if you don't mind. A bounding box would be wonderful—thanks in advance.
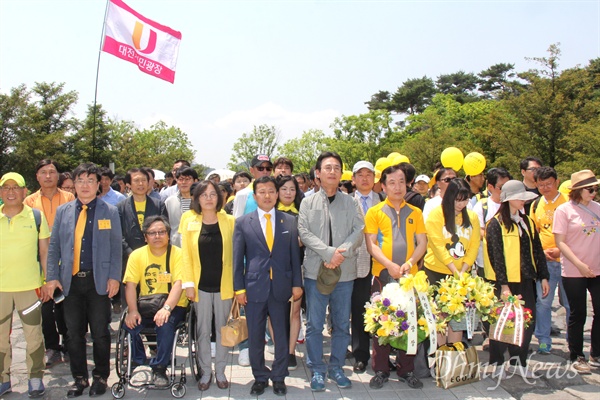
[122,216,187,387]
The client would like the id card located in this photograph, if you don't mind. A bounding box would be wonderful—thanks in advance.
[98,219,112,230]
[157,273,172,284]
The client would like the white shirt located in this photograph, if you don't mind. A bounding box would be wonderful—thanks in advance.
[256,207,276,242]
[422,195,442,223]
[473,197,501,268]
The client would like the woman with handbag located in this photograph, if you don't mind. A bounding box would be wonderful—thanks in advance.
[180,180,235,391]
[484,180,549,378]
[123,216,187,387]
[425,178,481,346]
[553,170,600,374]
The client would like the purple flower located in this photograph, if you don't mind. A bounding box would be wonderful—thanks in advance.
[396,310,405,318]
[382,298,391,307]
[401,321,409,331]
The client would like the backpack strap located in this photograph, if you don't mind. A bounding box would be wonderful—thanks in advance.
[32,208,42,264]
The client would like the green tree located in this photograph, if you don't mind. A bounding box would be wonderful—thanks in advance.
[278,129,328,173]
[436,71,480,104]
[391,76,436,115]
[364,91,393,111]
[67,104,114,167]
[0,85,29,172]
[228,125,281,170]
[478,63,524,99]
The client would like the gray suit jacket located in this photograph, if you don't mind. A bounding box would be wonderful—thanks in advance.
[47,199,122,296]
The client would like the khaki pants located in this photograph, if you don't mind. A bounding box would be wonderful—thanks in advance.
[0,290,45,382]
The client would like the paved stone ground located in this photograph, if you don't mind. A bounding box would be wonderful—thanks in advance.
[2,293,598,400]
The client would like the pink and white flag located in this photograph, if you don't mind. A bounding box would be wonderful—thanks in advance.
[102,0,181,83]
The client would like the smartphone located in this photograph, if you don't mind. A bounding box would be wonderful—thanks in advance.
[53,288,65,304]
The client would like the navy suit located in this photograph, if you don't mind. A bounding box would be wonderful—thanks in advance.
[47,198,122,380]
[233,209,302,382]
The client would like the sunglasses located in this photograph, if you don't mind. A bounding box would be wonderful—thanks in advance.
[583,186,599,193]
[439,177,454,183]
[256,166,273,172]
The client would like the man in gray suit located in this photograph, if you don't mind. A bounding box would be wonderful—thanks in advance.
[45,163,122,398]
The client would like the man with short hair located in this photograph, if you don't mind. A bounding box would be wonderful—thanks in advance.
[364,165,427,390]
[349,161,381,373]
[165,167,198,247]
[531,166,570,354]
[140,167,161,201]
[294,173,310,193]
[304,168,320,197]
[520,156,542,214]
[113,175,126,195]
[399,163,425,211]
[98,167,126,206]
[45,163,122,398]
[24,159,74,368]
[233,176,302,396]
[466,172,486,208]
[273,157,294,177]
[232,154,273,218]
[298,151,364,392]
[0,172,50,398]
[473,168,512,273]
[160,160,191,201]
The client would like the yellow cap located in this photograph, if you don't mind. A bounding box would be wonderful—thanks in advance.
[0,172,26,187]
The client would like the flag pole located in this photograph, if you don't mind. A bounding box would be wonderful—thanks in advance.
[92,0,111,164]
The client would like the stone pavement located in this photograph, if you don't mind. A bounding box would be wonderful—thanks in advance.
[2,293,598,400]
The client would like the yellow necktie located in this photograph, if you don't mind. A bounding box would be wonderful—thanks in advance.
[265,213,273,251]
[265,213,274,280]
[72,205,88,275]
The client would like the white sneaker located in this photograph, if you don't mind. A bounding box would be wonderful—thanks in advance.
[211,342,216,358]
[493,365,507,380]
[238,348,250,367]
[506,364,536,379]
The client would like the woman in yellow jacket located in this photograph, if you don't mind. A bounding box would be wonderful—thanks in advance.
[425,178,480,345]
[180,180,235,391]
[484,180,549,378]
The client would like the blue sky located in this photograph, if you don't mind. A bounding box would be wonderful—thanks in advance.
[1,0,598,169]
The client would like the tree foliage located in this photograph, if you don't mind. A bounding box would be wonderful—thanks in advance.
[277,129,328,173]
[228,124,281,171]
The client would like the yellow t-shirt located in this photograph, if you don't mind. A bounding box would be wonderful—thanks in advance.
[123,245,187,307]
[424,205,481,274]
[529,193,567,255]
[364,199,426,277]
[134,200,146,228]
[0,205,50,291]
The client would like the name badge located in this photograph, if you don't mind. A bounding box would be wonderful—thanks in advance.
[157,273,171,284]
[187,221,201,231]
[98,219,111,230]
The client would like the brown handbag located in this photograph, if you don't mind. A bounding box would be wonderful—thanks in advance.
[221,298,248,347]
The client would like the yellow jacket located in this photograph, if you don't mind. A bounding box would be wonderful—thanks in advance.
[424,206,481,274]
[179,210,235,300]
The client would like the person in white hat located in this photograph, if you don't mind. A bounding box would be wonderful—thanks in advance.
[553,169,600,374]
[484,180,549,379]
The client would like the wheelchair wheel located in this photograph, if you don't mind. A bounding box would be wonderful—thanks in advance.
[111,382,125,399]
[187,306,201,382]
[115,313,129,378]
[171,382,186,398]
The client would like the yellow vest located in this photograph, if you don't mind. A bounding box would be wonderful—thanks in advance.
[483,215,536,282]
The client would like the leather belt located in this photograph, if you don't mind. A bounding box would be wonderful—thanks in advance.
[76,271,92,278]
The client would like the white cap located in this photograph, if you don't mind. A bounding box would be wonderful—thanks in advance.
[352,161,375,174]
[415,174,430,184]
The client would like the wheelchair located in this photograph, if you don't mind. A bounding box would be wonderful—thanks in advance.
[111,307,190,398]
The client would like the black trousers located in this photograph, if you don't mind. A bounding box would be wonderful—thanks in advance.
[41,300,68,351]
[351,272,372,363]
[562,275,600,361]
[63,274,112,380]
[488,279,536,367]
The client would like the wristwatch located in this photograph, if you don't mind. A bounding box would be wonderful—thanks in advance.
[163,304,172,312]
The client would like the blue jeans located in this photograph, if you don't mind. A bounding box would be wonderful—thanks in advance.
[535,261,570,346]
[124,306,186,368]
[305,278,353,375]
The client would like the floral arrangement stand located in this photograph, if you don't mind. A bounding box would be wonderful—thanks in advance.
[364,271,438,355]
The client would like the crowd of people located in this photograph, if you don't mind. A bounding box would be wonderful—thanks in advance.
[0,152,598,398]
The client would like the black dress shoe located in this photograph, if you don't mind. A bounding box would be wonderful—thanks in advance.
[67,378,89,398]
[89,377,107,397]
[272,381,287,396]
[249,380,268,395]
[353,361,367,373]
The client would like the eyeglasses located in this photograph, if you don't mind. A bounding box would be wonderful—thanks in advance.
[255,166,273,172]
[1,186,23,192]
[200,192,218,199]
[75,179,98,186]
[146,230,168,237]
[321,165,342,173]
[61,186,75,191]
[536,181,556,189]
[439,177,454,183]
[526,167,539,172]
[584,186,599,193]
